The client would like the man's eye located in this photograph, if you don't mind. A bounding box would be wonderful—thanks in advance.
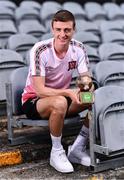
[56,29,61,32]
[65,29,71,33]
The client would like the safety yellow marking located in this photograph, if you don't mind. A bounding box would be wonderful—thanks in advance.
[0,150,22,166]
[90,176,104,180]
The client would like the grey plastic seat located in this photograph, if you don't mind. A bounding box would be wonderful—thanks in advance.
[93,61,124,87]
[0,7,15,21]
[103,2,124,20]
[15,7,40,24]
[40,1,62,23]
[99,20,124,33]
[6,33,38,62]
[0,49,25,110]
[76,20,100,36]
[6,66,82,145]
[0,0,16,11]
[90,85,124,172]
[18,20,46,39]
[101,30,124,45]
[20,1,41,12]
[84,2,107,21]
[63,2,86,20]
[0,20,17,48]
[40,1,62,32]
[74,32,101,48]
[98,43,124,61]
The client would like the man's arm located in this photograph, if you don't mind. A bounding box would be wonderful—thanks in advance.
[32,76,81,103]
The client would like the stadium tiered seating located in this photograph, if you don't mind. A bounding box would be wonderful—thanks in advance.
[1,0,124,172]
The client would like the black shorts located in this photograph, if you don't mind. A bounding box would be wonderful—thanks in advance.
[22,96,72,120]
[22,97,41,119]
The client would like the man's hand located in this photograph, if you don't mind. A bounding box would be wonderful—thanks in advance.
[64,88,81,104]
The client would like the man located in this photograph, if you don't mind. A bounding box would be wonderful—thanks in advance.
[22,10,93,173]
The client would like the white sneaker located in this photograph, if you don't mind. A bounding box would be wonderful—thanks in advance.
[50,148,74,173]
[68,145,91,166]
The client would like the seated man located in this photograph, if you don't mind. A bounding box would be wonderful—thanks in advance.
[22,10,93,173]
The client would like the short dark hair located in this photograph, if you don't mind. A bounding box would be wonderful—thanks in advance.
[51,10,76,28]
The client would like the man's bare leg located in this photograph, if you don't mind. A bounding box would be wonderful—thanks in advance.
[36,95,74,172]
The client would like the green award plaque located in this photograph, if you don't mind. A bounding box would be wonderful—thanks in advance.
[80,92,93,104]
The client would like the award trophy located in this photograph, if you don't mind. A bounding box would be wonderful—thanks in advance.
[76,76,94,104]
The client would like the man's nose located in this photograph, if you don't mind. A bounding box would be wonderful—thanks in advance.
[60,30,66,36]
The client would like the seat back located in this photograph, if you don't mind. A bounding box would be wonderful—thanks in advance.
[94,61,124,87]
[94,86,124,151]
[10,66,28,115]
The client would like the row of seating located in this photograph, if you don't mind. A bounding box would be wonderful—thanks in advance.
[1,1,124,21]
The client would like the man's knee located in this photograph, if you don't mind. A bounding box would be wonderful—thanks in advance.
[52,96,68,114]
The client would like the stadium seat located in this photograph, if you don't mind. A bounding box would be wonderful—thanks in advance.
[99,20,124,33]
[93,61,124,87]
[103,2,124,20]
[18,20,46,39]
[74,31,101,48]
[40,1,62,32]
[0,20,17,48]
[40,1,62,22]
[84,2,107,21]
[15,7,40,24]
[20,0,41,12]
[6,33,38,62]
[0,49,25,115]
[98,42,124,61]
[63,2,86,20]
[101,30,124,45]
[90,85,124,172]
[76,20,100,37]
[0,0,16,12]
[0,7,15,21]
[6,67,82,145]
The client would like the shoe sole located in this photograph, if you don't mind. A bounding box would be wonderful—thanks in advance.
[50,159,74,173]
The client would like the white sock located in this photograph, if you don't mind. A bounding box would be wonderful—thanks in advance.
[71,125,89,151]
[50,134,63,151]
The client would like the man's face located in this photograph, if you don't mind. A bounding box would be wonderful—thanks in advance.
[52,21,75,46]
